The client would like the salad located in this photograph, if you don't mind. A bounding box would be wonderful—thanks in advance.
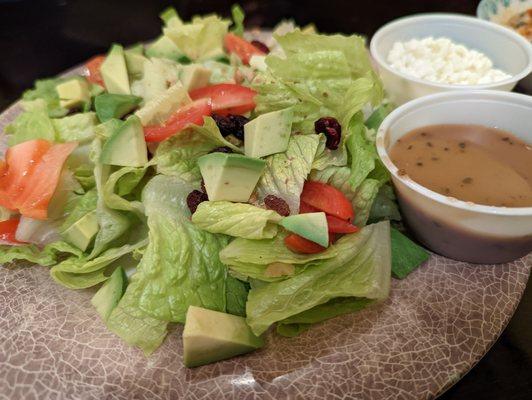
[0,6,428,367]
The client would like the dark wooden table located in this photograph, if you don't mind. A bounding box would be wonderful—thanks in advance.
[0,1,530,399]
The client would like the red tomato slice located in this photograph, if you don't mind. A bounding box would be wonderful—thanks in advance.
[326,215,359,234]
[189,83,256,116]
[85,55,105,87]
[18,142,78,220]
[143,99,212,143]
[299,201,319,214]
[0,218,23,244]
[224,33,266,65]
[284,234,326,254]
[301,181,354,222]
[0,139,52,210]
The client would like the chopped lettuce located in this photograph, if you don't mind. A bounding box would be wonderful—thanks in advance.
[256,134,319,215]
[164,14,230,61]
[225,275,249,317]
[52,112,98,143]
[246,221,391,336]
[192,201,283,239]
[5,109,56,145]
[154,117,241,183]
[369,184,401,223]
[277,297,373,337]
[21,78,68,117]
[346,118,377,189]
[391,228,430,279]
[60,190,97,235]
[230,4,245,37]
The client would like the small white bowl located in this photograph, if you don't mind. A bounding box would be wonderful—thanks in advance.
[370,13,532,104]
[376,90,532,264]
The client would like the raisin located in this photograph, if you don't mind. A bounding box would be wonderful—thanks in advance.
[264,195,290,216]
[209,146,234,154]
[251,40,270,54]
[314,117,342,150]
[212,113,249,140]
[187,190,208,214]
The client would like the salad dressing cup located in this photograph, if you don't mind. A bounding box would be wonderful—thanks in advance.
[376,90,532,264]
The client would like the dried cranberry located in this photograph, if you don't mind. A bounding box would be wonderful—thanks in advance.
[209,146,234,154]
[212,113,249,141]
[227,114,249,140]
[314,117,342,150]
[264,195,290,217]
[251,40,270,54]
[187,190,208,214]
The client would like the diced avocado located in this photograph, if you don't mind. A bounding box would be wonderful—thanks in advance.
[244,108,293,158]
[55,78,90,110]
[95,118,124,139]
[180,64,212,91]
[280,212,329,247]
[124,46,148,79]
[198,153,266,202]
[62,210,99,251]
[94,94,142,122]
[135,82,191,126]
[100,44,131,95]
[145,35,183,61]
[183,306,264,368]
[100,115,148,167]
[136,58,180,103]
[91,266,128,321]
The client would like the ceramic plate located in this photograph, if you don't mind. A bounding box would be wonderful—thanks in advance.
[0,63,530,400]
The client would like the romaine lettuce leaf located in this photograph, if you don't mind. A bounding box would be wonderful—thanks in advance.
[230,4,245,37]
[154,117,241,184]
[115,175,229,323]
[60,190,97,235]
[246,221,391,335]
[391,228,430,279]
[5,110,56,145]
[369,183,401,223]
[225,275,249,317]
[21,78,68,118]
[52,112,98,143]
[192,201,282,239]
[276,297,373,337]
[256,134,319,215]
[164,14,230,61]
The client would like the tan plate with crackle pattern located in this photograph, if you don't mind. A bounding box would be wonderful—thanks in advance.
[0,60,530,400]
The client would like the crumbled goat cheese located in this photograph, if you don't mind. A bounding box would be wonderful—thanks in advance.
[387,37,511,85]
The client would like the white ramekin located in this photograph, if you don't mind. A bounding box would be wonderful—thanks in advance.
[370,13,532,104]
[376,90,532,263]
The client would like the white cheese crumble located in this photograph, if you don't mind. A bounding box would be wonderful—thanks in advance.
[387,37,511,85]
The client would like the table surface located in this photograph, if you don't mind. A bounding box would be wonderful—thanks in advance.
[0,1,530,399]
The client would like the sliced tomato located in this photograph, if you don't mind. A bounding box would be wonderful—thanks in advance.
[326,215,359,234]
[301,181,354,222]
[224,33,266,65]
[0,218,23,244]
[299,201,319,214]
[284,234,326,254]
[143,99,212,143]
[17,142,78,220]
[85,55,105,87]
[0,140,52,210]
[189,83,256,116]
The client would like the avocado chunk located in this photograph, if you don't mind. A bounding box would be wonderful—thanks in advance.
[146,35,184,61]
[180,64,212,91]
[100,44,131,95]
[198,153,266,202]
[95,94,142,122]
[183,306,264,368]
[91,266,128,321]
[55,78,90,110]
[280,212,329,247]
[124,46,148,79]
[95,118,124,139]
[244,108,293,158]
[62,210,99,251]
[100,115,148,167]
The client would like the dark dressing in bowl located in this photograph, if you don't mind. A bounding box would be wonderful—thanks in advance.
[390,124,532,207]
